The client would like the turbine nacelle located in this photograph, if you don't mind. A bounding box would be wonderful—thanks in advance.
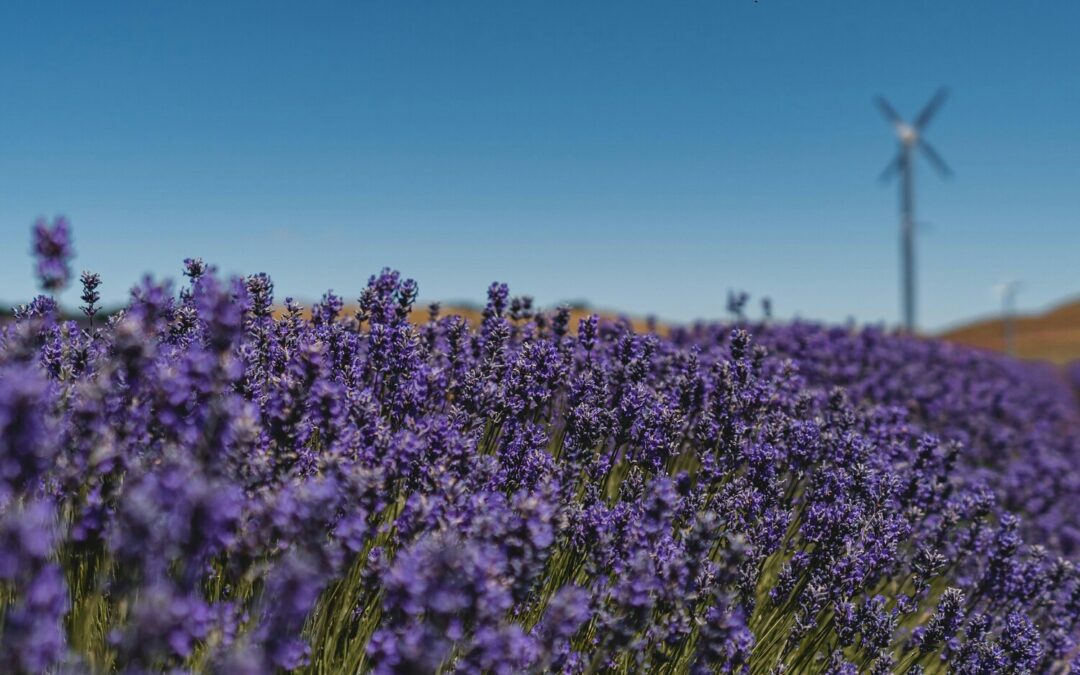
[876,88,952,181]
[897,123,918,146]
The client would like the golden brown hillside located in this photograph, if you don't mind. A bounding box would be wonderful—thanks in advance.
[401,305,656,334]
[273,303,660,335]
[940,297,1080,364]
[270,296,1080,365]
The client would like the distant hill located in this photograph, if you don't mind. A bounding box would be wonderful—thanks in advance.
[940,297,1080,365]
[13,295,1080,365]
[276,303,660,336]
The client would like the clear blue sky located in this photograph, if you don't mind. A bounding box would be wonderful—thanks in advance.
[2,2,1078,331]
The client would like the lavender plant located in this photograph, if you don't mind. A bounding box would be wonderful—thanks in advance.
[2,218,1080,673]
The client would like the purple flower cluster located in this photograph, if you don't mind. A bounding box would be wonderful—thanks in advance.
[31,216,73,293]
[2,219,1080,673]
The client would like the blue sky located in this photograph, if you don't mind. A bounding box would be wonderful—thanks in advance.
[1,2,1078,331]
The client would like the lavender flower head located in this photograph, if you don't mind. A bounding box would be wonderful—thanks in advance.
[79,271,102,321]
[32,216,73,293]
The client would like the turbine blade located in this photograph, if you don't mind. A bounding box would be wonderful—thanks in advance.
[914,87,949,130]
[878,153,902,182]
[875,96,902,126]
[918,140,952,177]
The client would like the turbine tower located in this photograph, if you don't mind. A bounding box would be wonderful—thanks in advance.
[995,280,1023,356]
[875,88,951,333]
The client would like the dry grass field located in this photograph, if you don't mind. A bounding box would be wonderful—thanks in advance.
[940,297,1080,365]
[272,303,661,335]
[12,294,1079,365]
[267,295,1080,366]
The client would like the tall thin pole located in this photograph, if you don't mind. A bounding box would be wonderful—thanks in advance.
[900,146,916,333]
[998,281,1021,356]
[1003,295,1016,356]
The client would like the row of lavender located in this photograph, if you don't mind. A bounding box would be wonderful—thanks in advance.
[3,218,1080,673]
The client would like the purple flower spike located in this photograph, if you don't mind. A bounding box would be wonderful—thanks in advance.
[31,216,73,293]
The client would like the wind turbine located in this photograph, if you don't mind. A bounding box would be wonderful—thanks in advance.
[994,280,1023,356]
[876,88,951,333]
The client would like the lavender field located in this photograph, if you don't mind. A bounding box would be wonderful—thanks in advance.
[3,218,1080,674]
